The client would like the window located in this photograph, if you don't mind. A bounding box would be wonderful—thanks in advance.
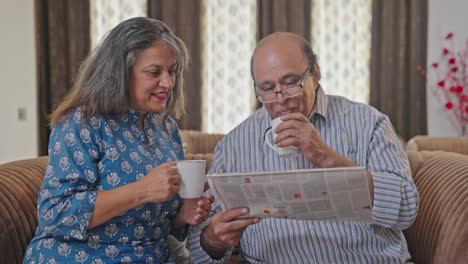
[201,0,257,133]
[311,0,372,103]
[90,0,146,48]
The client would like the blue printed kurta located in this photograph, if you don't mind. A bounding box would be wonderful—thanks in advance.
[24,108,185,264]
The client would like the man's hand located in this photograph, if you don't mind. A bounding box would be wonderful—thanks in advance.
[201,208,260,258]
[275,113,354,168]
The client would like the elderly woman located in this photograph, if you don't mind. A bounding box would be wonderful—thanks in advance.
[24,17,213,264]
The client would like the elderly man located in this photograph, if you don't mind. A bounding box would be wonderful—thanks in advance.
[188,32,418,263]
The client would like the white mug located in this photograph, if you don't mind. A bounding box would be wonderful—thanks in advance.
[264,117,300,157]
[176,160,206,198]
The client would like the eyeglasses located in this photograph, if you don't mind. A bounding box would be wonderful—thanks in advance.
[255,65,310,104]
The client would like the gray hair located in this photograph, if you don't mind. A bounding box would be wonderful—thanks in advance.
[51,17,189,127]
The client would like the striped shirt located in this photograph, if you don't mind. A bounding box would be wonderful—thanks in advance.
[188,87,419,263]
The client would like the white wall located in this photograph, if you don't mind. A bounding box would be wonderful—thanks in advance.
[427,0,468,136]
[0,0,38,164]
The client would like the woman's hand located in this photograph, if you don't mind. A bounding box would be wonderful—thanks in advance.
[139,162,181,203]
[178,194,215,225]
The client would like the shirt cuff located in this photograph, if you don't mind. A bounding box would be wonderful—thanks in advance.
[187,220,233,264]
[371,172,403,228]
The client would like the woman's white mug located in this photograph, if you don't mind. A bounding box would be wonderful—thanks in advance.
[264,117,300,157]
[176,160,206,198]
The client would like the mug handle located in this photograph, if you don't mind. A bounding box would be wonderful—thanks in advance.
[264,128,276,150]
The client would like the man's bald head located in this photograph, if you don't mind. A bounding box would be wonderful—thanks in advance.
[250,32,320,83]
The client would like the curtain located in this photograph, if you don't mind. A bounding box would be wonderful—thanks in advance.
[370,0,428,140]
[147,0,202,130]
[35,0,90,155]
[258,0,311,40]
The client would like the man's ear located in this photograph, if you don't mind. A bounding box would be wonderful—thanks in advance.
[312,64,321,81]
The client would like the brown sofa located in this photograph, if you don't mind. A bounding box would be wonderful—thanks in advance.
[1,134,467,263]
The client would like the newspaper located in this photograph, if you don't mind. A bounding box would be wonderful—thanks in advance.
[207,167,372,223]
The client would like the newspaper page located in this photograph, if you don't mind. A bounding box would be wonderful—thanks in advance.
[207,167,372,223]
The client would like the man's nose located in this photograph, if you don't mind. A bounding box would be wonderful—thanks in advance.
[273,88,287,103]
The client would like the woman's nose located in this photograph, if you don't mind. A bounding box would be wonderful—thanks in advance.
[160,72,174,88]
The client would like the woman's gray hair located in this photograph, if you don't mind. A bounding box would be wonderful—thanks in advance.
[51,17,188,127]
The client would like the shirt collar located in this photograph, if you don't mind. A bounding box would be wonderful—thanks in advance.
[308,84,328,121]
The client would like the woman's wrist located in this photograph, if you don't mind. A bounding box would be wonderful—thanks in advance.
[172,210,188,229]
[131,180,151,205]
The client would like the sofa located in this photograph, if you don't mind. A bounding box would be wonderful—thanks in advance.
[1,134,467,264]
[406,135,468,154]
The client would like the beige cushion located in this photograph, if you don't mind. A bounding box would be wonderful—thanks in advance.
[405,151,468,264]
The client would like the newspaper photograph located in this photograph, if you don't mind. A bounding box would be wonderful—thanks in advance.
[207,167,372,223]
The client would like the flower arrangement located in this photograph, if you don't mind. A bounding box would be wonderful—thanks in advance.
[419,33,468,136]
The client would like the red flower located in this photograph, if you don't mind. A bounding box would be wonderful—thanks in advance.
[419,32,468,133]
[294,193,302,199]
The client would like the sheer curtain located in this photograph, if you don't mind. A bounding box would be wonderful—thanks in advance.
[90,0,146,48]
[201,0,257,133]
[311,0,372,104]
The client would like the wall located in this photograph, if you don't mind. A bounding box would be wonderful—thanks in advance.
[427,0,468,136]
[0,0,38,164]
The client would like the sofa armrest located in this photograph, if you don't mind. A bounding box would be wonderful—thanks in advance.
[404,151,468,264]
[0,157,48,264]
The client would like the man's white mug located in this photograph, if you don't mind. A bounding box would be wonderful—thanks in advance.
[264,117,300,157]
[176,160,206,198]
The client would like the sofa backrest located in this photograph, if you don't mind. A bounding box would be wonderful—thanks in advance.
[406,135,468,154]
[180,130,224,154]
